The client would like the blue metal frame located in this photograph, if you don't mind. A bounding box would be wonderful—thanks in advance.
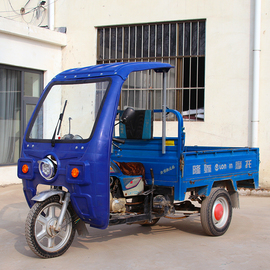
[18,62,259,231]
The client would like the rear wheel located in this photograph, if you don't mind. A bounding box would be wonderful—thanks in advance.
[25,195,76,258]
[200,188,232,236]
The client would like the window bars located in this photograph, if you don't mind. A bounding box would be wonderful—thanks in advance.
[97,20,205,121]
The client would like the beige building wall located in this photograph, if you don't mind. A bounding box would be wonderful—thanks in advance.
[258,0,270,188]
[0,0,269,188]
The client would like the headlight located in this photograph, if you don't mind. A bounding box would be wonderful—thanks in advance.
[38,158,56,180]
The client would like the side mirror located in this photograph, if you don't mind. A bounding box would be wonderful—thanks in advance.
[121,107,135,124]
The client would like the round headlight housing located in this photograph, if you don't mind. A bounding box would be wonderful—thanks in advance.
[38,157,56,180]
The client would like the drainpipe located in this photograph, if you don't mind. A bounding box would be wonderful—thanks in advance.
[251,0,261,147]
[48,0,55,30]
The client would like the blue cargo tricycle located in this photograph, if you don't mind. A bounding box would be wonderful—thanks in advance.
[18,62,259,258]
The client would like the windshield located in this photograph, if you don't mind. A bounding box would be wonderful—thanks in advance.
[27,79,110,142]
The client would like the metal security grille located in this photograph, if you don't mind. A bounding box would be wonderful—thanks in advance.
[97,20,205,121]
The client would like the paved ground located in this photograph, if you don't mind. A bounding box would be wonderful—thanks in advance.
[0,184,269,270]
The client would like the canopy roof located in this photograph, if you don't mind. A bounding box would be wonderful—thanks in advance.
[54,62,173,81]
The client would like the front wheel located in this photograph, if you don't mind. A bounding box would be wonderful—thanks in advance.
[200,188,232,236]
[25,195,76,258]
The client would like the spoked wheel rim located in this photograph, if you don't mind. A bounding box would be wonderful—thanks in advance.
[34,202,73,253]
[212,197,229,229]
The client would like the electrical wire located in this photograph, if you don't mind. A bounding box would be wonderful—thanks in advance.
[38,7,47,26]
[21,9,35,24]
[7,0,21,15]
[0,14,21,20]
[42,0,60,9]
[23,0,31,8]
[0,10,18,14]
[1,0,59,26]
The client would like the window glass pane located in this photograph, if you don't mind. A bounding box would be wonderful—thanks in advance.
[183,58,190,87]
[169,58,175,88]
[199,21,206,55]
[26,105,35,126]
[24,72,41,97]
[190,88,197,110]
[122,77,128,89]
[154,90,161,109]
[130,26,135,59]
[142,90,148,109]
[143,25,149,58]
[28,80,110,140]
[198,57,205,87]
[98,29,103,60]
[178,23,183,56]
[150,25,155,57]
[170,23,176,56]
[183,89,190,111]
[192,22,198,55]
[124,27,129,59]
[141,70,148,88]
[191,57,197,87]
[0,68,21,164]
[198,89,205,109]
[111,28,116,59]
[167,90,176,120]
[136,26,142,58]
[104,28,110,59]
[128,90,134,108]
[163,24,169,57]
[117,28,122,59]
[184,23,191,56]
[121,90,128,108]
[129,72,135,89]
[156,24,162,57]
[135,71,142,89]
[154,61,162,89]
[135,90,141,109]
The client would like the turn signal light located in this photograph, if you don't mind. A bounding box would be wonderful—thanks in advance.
[71,168,79,178]
[22,164,29,174]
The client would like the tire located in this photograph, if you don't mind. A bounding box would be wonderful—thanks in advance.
[140,218,160,226]
[25,195,76,258]
[200,188,232,236]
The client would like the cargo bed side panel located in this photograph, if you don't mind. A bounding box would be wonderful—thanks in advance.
[180,148,259,200]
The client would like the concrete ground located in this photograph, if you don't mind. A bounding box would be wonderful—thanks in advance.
[0,184,269,270]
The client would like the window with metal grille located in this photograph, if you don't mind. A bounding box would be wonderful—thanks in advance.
[0,65,43,165]
[97,20,205,121]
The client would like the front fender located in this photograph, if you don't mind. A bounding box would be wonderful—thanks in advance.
[31,190,65,202]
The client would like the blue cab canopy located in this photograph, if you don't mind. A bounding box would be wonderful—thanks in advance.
[51,61,173,155]
[53,62,173,81]
[20,62,174,230]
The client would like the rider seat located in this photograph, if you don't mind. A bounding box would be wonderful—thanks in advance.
[119,110,153,140]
